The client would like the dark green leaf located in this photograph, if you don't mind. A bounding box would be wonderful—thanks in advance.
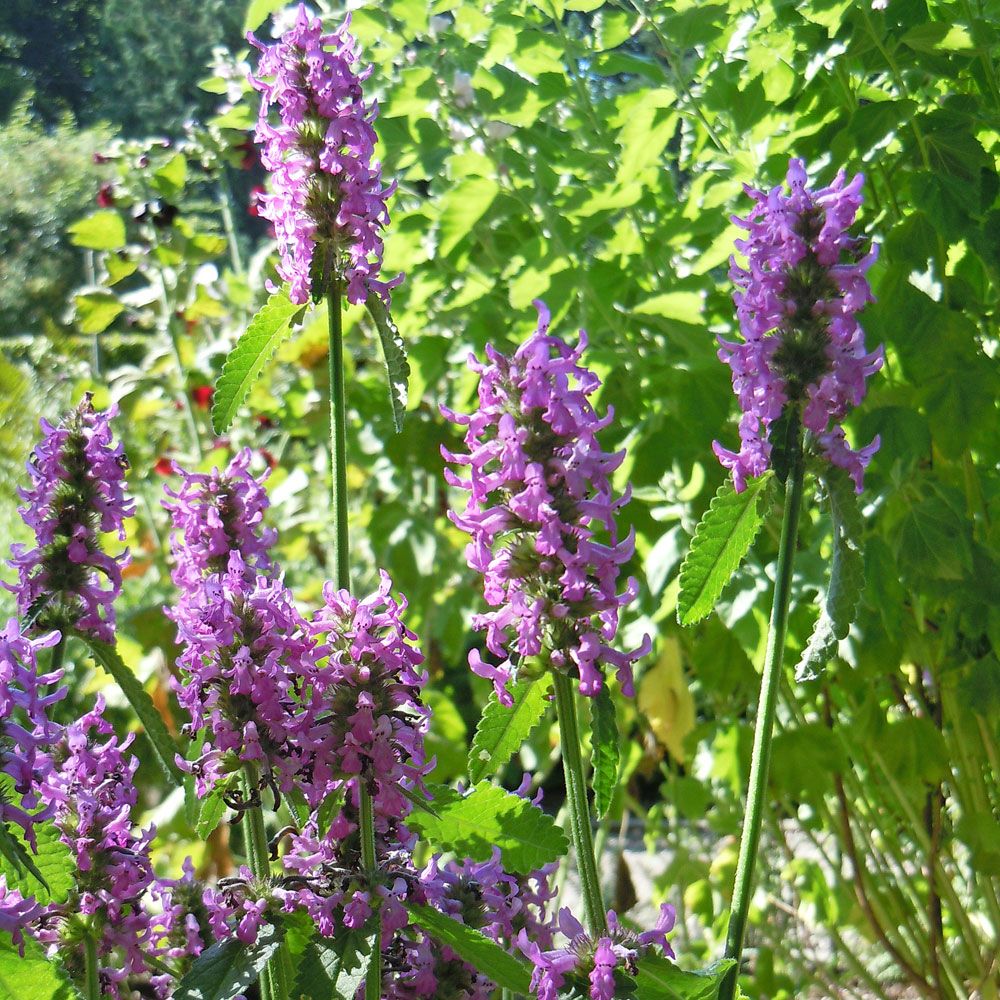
[0,934,82,1000]
[294,925,375,1000]
[590,685,618,819]
[365,296,409,433]
[467,676,551,783]
[174,922,283,1000]
[211,290,304,434]
[677,472,775,626]
[0,819,74,905]
[405,903,531,994]
[635,954,735,1000]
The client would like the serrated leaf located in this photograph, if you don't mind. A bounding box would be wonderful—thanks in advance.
[80,637,184,783]
[293,925,375,1000]
[174,922,282,1000]
[0,819,74,905]
[635,955,735,1000]
[0,934,82,1000]
[211,290,304,434]
[365,296,409,433]
[590,685,618,819]
[406,781,568,874]
[196,791,228,840]
[405,903,532,994]
[67,210,126,251]
[795,466,865,682]
[467,676,552,783]
[677,472,775,626]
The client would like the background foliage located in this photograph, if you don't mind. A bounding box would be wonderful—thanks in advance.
[1,1,998,998]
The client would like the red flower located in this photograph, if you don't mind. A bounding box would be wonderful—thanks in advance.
[154,457,173,476]
[96,183,115,208]
[191,386,214,410]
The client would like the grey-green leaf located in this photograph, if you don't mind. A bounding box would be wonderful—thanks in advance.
[211,290,303,434]
[294,925,375,1000]
[795,466,866,681]
[365,295,409,433]
[468,676,552,783]
[590,685,619,819]
[677,472,775,626]
[80,637,184,782]
[174,922,282,1000]
[405,903,532,994]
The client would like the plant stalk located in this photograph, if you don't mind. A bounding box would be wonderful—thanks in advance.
[84,933,101,1000]
[552,670,607,937]
[719,427,805,1000]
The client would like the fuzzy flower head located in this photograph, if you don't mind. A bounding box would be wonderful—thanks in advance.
[442,301,650,703]
[715,157,883,492]
[248,4,402,306]
[6,394,134,641]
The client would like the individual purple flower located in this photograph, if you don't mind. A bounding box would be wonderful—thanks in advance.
[714,157,883,492]
[0,877,45,955]
[517,903,676,1000]
[6,394,134,641]
[442,300,650,703]
[0,620,65,849]
[247,4,402,306]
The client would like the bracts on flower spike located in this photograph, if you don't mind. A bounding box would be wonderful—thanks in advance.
[714,157,883,493]
[442,300,650,704]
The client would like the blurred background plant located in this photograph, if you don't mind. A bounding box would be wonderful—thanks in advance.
[0,1,997,998]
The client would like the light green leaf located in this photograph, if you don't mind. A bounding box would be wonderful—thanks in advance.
[635,955,735,1000]
[294,925,375,1000]
[406,781,569,874]
[405,904,532,994]
[196,791,228,841]
[0,819,74,905]
[244,0,289,33]
[0,934,82,1000]
[152,153,187,198]
[365,296,409,433]
[74,291,123,334]
[438,177,499,256]
[174,922,282,1000]
[677,473,775,626]
[68,210,126,251]
[80,637,184,783]
[633,292,704,325]
[590,685,619,819]
[795,467,866,681]
[211,290,304,434]
[467,676,551,783]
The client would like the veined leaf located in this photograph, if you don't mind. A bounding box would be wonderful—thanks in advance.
[365,296,409,433]
[174,922,282,1000]
[635,955,735,1000]
[0,818,74,905]
[80,637,184,783]
[405,903,532,994]
[294,925,375,1000]
[406,781,568,874]
[795,466,865,681]
[590,685,618,819]
[211,290,304,434]
[467,676,552,783]
[677,473,775,626]
[0,934,82,1000]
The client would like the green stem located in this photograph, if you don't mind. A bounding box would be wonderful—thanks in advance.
[552,671,607,937]
[359,785,382,1000]
[719,426,805,1000]
[83,933,101,1000]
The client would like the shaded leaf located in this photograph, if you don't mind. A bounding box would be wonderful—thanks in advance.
[467,676,552,783]
[365,296,409,433]
[638,639,695,764]
[0,819,74,905]
[174,922,282,1000]
[635,954,735,1000]
[294,925,375,1000]
[590,685,618,819]
[74,291,123,334]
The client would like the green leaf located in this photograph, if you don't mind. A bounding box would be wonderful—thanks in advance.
[365,296,410,433]
[404,903,531,994]
[74,291,124,334]
[243,0,288,33]
[406,781,569,874]
[80,637,184,783]
[68,210,126,251]
[0,934,82,1000]
[677,473,775,626]
[0,819,74,905]
[795,467,865,682]
[294,925,375,1000]
[590,685,618,819]
[196,791,228,840]
[633,292,704,325]
[438,177,499,256]
[151,153,187,198]
[467,676,552,783]
[211,290,304,434]
[635,954,735,1000]
[174,922,283,1000]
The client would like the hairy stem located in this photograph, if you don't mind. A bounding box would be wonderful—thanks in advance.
[242,766,281,1000]
[719,426,805,1000]
[84,933,101,1000]
[552,671,607,937]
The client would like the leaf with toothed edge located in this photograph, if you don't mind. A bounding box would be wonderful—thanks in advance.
[0,934,82,1000]
[365,295,409,433]
[174,922,283,1000]
[467,676,552,783]
[590,684,619,819]
[294,924,376,1000]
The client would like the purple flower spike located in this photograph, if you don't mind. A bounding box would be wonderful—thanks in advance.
[6,394,134,641]
[442,301,650,701]
[715,157,883,492]
[248,4,402,306]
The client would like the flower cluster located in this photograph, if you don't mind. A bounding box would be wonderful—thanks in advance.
[715,157,883,492]
[443,300,650,702]
[6,395,134,641]
[518,904,676,1000]
[248,4,402,305]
